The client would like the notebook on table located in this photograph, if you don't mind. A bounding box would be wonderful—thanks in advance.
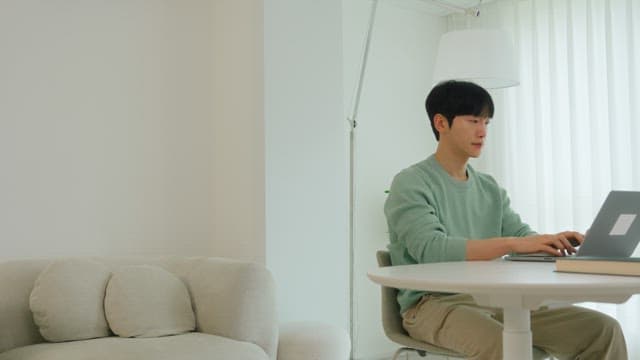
[504,190,640,262]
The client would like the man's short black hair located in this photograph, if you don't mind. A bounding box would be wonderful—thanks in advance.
[425,80,494,140]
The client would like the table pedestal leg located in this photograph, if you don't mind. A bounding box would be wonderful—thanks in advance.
[502,307,532,360]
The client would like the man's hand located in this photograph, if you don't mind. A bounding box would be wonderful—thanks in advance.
[512,231,585,256]
[466,231,585,260]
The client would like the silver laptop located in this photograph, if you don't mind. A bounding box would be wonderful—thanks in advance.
[505,190,640,262]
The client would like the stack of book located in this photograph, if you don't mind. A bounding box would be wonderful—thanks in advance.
[555,257,640,276]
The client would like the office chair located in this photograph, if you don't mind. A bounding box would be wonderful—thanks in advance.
[375,250,551,360]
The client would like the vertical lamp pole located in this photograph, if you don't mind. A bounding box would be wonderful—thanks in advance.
[348,0,379,356]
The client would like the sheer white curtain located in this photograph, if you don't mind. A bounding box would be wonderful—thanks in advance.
[450,0,640,356]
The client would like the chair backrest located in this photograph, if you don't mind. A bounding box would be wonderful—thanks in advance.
[375,251,410,340]
[374,251,466,357]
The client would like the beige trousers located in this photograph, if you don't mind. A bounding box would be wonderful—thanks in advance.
[402,294,627,360]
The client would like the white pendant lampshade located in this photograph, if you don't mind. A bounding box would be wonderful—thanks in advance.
[433,29,519,89]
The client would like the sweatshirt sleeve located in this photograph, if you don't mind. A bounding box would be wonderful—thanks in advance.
[499,186,536,237]
[384,170,467,263]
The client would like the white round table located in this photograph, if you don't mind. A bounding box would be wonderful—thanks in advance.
[368,260,640,360]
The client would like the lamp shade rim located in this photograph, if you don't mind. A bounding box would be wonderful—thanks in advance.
[433,28,519,89]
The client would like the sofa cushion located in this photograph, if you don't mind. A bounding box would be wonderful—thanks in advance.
[29,259,111,342]
[0,333,269,360]
[105,265,195,338]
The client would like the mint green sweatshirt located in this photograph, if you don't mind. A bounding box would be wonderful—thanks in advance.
[384,155,535,313]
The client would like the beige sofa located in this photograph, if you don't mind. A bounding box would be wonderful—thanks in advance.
[0,256,349,360]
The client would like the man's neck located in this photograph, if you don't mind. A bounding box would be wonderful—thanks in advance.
[434,146,469,181]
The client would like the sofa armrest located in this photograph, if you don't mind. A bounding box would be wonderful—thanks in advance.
[185,258,278,360]
[277,321,351,360]
[0,259,50,353]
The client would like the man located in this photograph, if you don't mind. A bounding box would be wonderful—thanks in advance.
[384,80,627,359]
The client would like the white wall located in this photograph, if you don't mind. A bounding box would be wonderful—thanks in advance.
[264,0,350,331]
[211,0,265,263]
[343,1,446,358]
[0,0,264,262]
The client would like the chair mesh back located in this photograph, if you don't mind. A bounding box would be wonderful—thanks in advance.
[376,251,410,337]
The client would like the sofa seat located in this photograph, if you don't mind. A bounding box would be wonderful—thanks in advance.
[0,332,268,360]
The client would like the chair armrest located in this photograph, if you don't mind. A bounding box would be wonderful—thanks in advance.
[185,258,278,360]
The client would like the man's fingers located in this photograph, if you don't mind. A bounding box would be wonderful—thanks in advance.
[557,235,577,253]
[541,245,561,256]
[561,231,585,245]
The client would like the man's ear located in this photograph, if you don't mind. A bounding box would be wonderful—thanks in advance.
[434,114,449,134]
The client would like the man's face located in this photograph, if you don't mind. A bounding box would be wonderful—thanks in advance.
[440,114,490,158]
